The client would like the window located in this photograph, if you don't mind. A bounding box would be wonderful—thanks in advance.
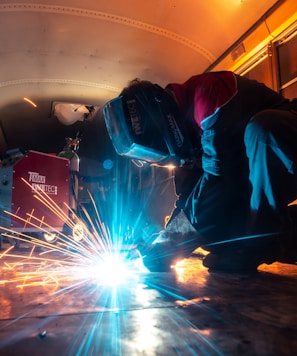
[277,30,297,99]
[243,55,273,89]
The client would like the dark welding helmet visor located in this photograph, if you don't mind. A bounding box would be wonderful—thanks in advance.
[103,85,192,166]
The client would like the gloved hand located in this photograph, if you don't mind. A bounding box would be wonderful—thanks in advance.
[134,211,203,272]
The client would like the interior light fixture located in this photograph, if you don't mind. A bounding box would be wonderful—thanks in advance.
[52,101,100,125]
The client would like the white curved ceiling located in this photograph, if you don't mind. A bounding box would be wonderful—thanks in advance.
[0,0,293,163]
[0,0,280,106]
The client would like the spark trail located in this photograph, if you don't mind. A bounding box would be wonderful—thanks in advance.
[0,178,142,292]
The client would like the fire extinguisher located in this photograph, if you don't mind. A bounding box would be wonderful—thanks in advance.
[58,132,81,211]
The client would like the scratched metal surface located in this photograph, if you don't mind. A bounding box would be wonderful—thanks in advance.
[0,244,297,356]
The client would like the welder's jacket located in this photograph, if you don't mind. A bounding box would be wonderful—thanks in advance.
[164,71,297,243]
[166,71,289,176]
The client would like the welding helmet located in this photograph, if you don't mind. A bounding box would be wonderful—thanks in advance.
[103,83,193,166]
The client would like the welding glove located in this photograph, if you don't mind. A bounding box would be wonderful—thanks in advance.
[138,210,203,272]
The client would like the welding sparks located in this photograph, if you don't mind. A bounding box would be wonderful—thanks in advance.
[23,97,37,107]
[0,177,144,292]
[0,161,231,356]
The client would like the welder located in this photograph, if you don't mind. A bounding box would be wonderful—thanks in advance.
[103,71,297,273]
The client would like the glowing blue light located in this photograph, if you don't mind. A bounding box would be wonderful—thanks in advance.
[103,159,114,170]
[86,252,141,286]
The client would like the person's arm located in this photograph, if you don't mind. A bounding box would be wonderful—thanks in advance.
[166,159,203,227]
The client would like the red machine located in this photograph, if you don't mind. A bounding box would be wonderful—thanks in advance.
[0,150,72,245]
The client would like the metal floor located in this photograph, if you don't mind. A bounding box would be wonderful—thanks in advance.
[0,242,297,356]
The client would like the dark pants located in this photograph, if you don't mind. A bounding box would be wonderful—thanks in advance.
[184,108,297,254]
